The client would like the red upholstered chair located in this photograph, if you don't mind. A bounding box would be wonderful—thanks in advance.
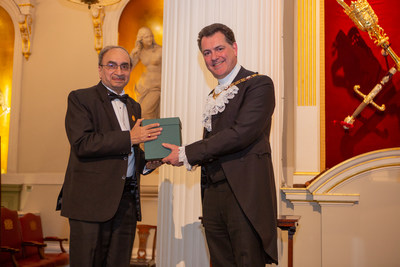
[130,224,157,267]
[19,213,69,266]
[1,206,24,266]
[0,206,53,267]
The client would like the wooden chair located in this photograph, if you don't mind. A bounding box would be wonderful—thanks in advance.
[19,213,69,266]
[130,224,157,267]
[277,215,301,267]
[0,206,53,267]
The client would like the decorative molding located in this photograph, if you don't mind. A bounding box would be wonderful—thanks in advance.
[282,148,400,206]
[102,0,129,46]
[2,173,65,185]
[67,0,128,52]
[293,171,320,185]
[91,6,105,54]
[2,173,159,200]
[141,185,158,198]
[14,0,35,60]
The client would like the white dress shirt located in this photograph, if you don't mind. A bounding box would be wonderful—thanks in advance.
[104,85,135,178]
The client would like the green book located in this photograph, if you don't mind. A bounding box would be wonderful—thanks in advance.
[142,117,182,160]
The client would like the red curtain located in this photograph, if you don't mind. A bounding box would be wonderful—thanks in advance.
[324,0,400,168]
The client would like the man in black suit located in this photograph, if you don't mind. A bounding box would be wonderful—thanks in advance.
[162,23,278,266]
[58,45,162,267]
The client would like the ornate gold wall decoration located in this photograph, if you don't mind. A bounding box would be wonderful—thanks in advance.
[17,2,34,60]
[91,6,105,54]
[67,0,121,53]
[18,13,32,60]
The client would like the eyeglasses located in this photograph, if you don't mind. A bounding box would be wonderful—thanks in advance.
[100,62,131,71]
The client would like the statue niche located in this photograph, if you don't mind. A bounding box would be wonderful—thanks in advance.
[130,27,162,120]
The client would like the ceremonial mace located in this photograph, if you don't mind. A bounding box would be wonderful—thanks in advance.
[336,0,400,129]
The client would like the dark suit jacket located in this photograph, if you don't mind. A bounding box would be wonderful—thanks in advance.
[59,82,147,222]
[185,67,278,263]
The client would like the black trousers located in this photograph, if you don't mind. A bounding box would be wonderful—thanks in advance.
[69,190,137,267]
[202,181,267,267]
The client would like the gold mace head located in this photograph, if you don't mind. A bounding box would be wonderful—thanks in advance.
[336,0,378,32]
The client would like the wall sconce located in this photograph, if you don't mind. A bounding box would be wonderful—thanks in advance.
[67,0,121,53]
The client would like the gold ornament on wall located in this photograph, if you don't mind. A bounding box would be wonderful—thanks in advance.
[67,0,121,53]
[91,6,105,54]
[15,2,35,60]
[18,13,32,60]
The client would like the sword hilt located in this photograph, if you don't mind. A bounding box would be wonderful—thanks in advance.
[341,66,396,130]
[353,85,386,111]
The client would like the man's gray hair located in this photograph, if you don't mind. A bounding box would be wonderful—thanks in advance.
[98,45,133,66]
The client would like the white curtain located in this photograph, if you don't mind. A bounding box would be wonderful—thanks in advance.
[158,0,284,266]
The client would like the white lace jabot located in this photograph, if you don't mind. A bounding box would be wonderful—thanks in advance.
[202,73,260,132]
[202,85,239,132]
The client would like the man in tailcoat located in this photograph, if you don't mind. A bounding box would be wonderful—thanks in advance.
[57,45,162,267]
[162,23,278,266]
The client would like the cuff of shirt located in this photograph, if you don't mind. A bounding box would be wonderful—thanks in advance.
[143,166,151,174]
[179,146,194,171]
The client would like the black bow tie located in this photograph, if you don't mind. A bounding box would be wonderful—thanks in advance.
[108,92,128,104]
